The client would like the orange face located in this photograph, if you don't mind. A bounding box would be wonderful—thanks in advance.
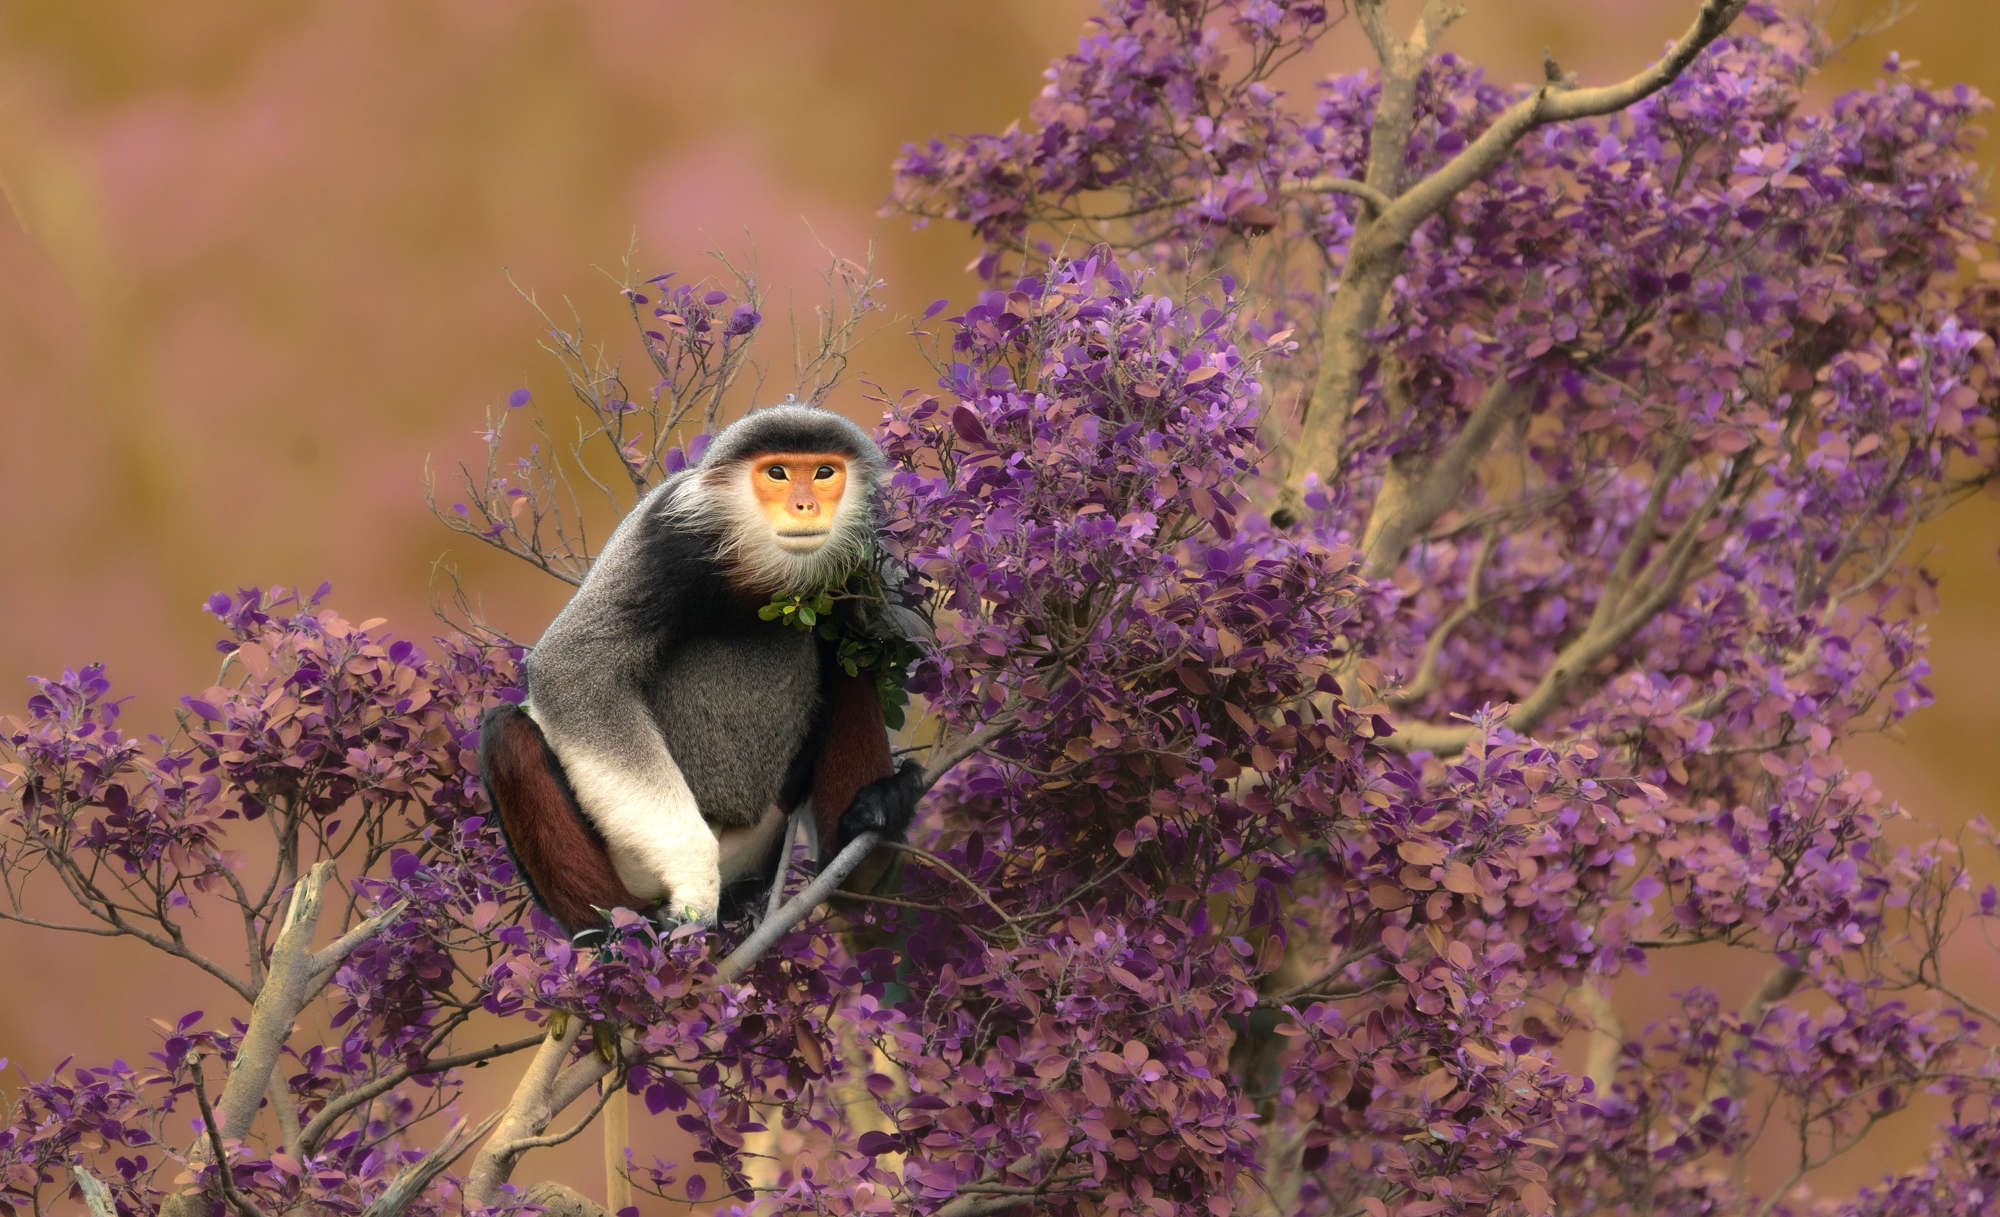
[749,452,849,549]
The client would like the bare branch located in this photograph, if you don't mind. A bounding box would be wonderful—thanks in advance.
[1384,453,1741,755]
[1289,175,1394,217]
[361,1112,502,1217]
[493,1079,621,1155]
[1352,0,1396,63]
[602,1076,633,1217]
[1382,1,1749,241]
[71,1166,117,1217]
[215,861,333,1143]
[516,1181,616,1217]
[309,898,408,979]
[301,1034,544,1153]
[266,1075,304,1163]
[717,831,888,982]
[1575,982,1625,1099]
[1287,0,1746,496]
[1358,380,1526,578]
[465,1019,592,1207]
[178,1054,273,1217]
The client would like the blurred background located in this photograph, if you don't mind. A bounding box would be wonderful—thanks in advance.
[1,0,1993,1205]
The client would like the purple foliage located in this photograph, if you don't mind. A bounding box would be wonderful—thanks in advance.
[6,4,2000,1216]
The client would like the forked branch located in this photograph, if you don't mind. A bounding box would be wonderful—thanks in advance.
[1287,0,1747,495]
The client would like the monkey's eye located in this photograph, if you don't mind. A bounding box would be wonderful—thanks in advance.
[814,464,836,480]
[764,464,788,481]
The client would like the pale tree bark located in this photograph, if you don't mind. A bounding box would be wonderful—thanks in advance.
[1284,0,1749,511]
[158,863,406,1217]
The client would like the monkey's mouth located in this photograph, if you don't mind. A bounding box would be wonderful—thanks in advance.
[774,529,831,550]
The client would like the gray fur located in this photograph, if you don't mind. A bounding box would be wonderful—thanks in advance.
[522,469,685,752]
[694,400,884,489]
[520,402,885,917]
[649,628,818,828]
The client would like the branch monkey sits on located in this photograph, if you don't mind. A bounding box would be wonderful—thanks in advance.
[479,402,922,934]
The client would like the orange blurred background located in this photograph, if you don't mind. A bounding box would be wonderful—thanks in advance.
[2,0,1994,1206]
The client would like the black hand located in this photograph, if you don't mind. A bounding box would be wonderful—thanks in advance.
[836,759,925,852]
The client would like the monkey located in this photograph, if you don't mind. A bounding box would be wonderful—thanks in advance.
[477,401,924,935]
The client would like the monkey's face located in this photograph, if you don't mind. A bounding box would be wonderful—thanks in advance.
[749,452,850,552]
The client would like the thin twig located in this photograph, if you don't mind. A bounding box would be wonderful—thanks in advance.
[763,807,805,925]
[1709,963,1804,1104]
[301,1034,544,1153]
[885,841,1025,931]
[187,1054,273,1217]
[1576,981,1625,1099]
[923,718,1016,788]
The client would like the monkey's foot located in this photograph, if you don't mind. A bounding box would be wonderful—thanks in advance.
[649,903,719,934]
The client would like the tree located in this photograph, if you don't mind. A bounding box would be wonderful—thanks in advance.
[5,2,1999,1214]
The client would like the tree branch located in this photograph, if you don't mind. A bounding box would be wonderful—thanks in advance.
[71,1166,118,1217]
[1289,175,1394,217]
[1576,981,1625,1099]
[266,1074,303,1163]
[886,840,1025,932]
[457,1023,629,1205]
[493,1079,621,1155]
[216,861,332,1143]
[1382,0,1748,241]
[1709,963,1804,1104]
[1285,0,1745,496]
[922,717,1016,789]
[1591,440,1692,633]
[717,831,887,983]
[602,1074,633,1217]
[179,1053,273,1217]
[1358,380,1526,578]
[300,1034,544,1153]
[1386,525,1497,707]
[464,1018,591,1207]
[361,1112,502,1217]
[1383,453,1740,755]
[517,1181,617,1217]
[309,897,408,980]
[933,1146,1077,1217]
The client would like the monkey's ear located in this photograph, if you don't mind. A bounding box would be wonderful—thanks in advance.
[479,704,646,935]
